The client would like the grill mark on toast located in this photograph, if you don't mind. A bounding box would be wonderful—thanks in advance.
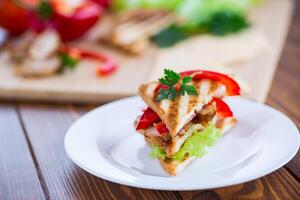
[187,81,200,114]
[208,81,219,95]
[166,95,181,136]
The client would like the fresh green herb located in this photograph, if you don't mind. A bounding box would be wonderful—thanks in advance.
[151,25,188,48]
[59,53,80,70]
[200,11,249,36]
[180,76,197,95]
[37,0,53,20]
[156,69,197,101]
[150,145,167,159]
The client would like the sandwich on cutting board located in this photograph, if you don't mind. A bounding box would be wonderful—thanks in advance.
[135,69,240,175]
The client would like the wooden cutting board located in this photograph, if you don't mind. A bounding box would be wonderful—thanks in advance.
[0,0,293,103]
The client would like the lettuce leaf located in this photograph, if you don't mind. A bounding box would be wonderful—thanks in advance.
[177,0,250,31]
[172,124,222,160]
[112,0,181,11]
[149,124,222,161]
[150,145,167,159]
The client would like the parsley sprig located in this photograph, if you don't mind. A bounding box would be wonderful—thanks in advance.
[156,69,198,101]
[58,53,80,70]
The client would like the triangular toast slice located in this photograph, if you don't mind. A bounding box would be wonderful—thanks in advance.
[138,79,227,137]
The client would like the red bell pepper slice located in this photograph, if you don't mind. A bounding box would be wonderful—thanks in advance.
[209,97,233,119]
[154,121,169,135]
[136,107,161,130]
[180,70,240,96]
[60,46,117,77]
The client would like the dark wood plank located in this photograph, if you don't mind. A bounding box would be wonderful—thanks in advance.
[266,0,300,179]
[179,168,300,200]
[0,103,45,200]
[18,104,182,200]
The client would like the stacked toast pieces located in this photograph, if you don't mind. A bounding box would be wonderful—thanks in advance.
[135,69,240,175]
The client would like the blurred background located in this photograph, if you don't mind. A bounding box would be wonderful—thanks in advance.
[0,0,294,103]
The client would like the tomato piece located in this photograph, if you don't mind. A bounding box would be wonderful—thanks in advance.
[136,107,161,130]
[154,121,169,135]
[90,0,111,7]
[210,97,233,119]
[192,70,240,96]
[51,0,102,41]
[0,0,33,35]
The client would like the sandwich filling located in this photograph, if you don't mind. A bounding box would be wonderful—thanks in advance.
[136,97,235,161]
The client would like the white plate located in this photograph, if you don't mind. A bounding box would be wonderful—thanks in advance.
[65,96,300,190]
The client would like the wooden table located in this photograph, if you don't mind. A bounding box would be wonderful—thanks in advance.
[1,3,300,200]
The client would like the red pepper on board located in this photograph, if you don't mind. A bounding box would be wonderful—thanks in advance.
[60,46,118,77]
[136,107,161,130]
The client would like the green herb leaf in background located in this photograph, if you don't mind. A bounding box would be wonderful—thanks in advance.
[200,11,249,36]
[151,25,188,48]
[59,53,79,70]
[37,1,53,20]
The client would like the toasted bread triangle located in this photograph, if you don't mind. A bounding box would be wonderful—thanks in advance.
[138,79,227,136]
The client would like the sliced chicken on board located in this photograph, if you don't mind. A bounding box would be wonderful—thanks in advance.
[29,29,61,60]
[7,29,62,77]
[5,31,35,62]
[101,10,177,54]
[15,57,61,77]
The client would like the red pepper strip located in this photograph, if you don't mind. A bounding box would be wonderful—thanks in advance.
[180,70,200,78]
[192,70,240,96]
[209,97,233,119]
[136,107,161,130]
[154,121,169,135]
[78,49,117,76]
[60,47,117,77]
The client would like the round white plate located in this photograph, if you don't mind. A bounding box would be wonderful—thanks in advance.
[65,96,300,190]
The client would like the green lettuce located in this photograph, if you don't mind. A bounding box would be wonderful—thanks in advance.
[150,145,167,159]
[149,124,222,161]
[177,0,250,32]
[112,0,182,11]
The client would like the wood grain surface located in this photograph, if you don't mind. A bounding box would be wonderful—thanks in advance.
[0,104,45,200]
[0,1,299,200]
